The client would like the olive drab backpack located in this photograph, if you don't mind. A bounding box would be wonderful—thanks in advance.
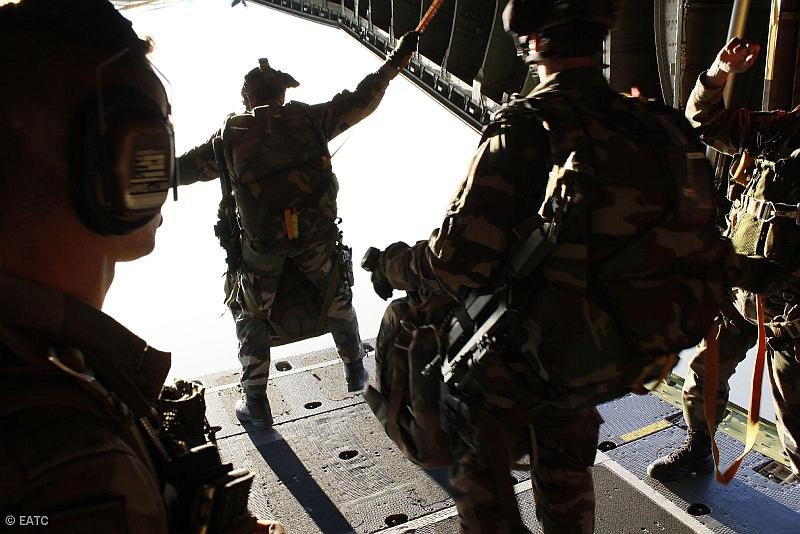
[217,103,354,347]
[725,122,800,274]
[363,295,455,469]
[501,89,731,358]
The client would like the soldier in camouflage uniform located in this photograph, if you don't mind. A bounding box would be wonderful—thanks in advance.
[367,1,732,531]
[366,0,716,533]
[649,38,800,482]
[178,33,420,427]
[0,1,283,532]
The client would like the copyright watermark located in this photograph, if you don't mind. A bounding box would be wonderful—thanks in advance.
[4,515,48,527]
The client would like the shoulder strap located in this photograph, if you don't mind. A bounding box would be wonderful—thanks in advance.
[285,101,331,158]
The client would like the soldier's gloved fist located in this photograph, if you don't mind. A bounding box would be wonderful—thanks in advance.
[362,247,393,300]
[387,31,421,70]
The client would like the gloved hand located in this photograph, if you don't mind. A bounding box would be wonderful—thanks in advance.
[387,31,421,70]
[361,247,393,300]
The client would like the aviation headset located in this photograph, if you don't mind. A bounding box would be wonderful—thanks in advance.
[71,59,176,236]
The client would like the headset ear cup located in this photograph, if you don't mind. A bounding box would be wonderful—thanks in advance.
[71,86,174,235]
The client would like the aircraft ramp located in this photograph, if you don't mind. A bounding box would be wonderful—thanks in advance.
[199,342,799,534]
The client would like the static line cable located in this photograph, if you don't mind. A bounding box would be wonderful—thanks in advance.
[334,1,444,160]
[329,128,356,159]
[416,0,445,33]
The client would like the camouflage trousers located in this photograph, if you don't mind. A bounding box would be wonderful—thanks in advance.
[683,314,800,475]
[231,239,363,392]
[448,406,600,534]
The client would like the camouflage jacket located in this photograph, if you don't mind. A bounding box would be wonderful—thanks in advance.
[0,272,171,533]
[687,72,800,334]
[179,64,396,252]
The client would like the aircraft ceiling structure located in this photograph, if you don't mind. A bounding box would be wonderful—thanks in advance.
[113,0,799,130]
[240,0,799,132]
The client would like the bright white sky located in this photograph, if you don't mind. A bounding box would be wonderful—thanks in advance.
[104,0,480,379]
[104,0,774,422]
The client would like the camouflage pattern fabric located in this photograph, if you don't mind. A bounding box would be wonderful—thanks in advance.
[683,313,800,476]
[378,67,721,532]
[447,406,600,534]
[766,338,800,475]
[682,73,800,475]
[368,295,455,469]
[233,237,363,391]
[682,311,756,431]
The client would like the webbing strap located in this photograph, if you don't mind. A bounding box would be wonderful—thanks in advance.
[704,295,767,484]
[764,316,800,339]
[734,194,800,223]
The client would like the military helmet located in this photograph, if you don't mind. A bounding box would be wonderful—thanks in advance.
[502,0,612,37]
[241,58,299,102]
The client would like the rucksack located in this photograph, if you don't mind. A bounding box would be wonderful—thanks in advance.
[363,295,454,469]
[223,101,339,247]
[234,235,354,348]
[520,90,729,355]
[445,89,732,398]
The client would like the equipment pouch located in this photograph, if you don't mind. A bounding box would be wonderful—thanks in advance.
[726,157,800,273]
[364,299,452,469]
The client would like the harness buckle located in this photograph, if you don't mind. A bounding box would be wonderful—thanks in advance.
[761,201,777,223]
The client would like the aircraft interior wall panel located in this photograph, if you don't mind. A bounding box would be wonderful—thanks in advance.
[370,0,392,32]
[682,1,737,108]
[392,0,422,36]
[416,0,456,66]
[608,0,662,100]
[765,0,800,110]
[655,0,770,109]
[357,0,369,18]
[475,0,527,102]
[794,18,800,109]
[727,0,771,110]
[442,0,497,86]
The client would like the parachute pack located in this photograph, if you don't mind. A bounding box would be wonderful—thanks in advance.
[494,90,731,358]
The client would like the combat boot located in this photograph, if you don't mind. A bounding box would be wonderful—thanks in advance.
[344,359,368,392]
[235,389,273,428]
[647,429,714,482]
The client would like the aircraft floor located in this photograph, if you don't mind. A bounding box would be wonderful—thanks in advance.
[198,342,799,533]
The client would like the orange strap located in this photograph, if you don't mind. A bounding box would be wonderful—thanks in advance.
[730,149,754,186]
[415,0,445,33]
[704,295,767,484]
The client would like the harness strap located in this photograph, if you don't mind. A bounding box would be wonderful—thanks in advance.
[732,194,800,224]
[703,295,767,484]
[764,315,800,338]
